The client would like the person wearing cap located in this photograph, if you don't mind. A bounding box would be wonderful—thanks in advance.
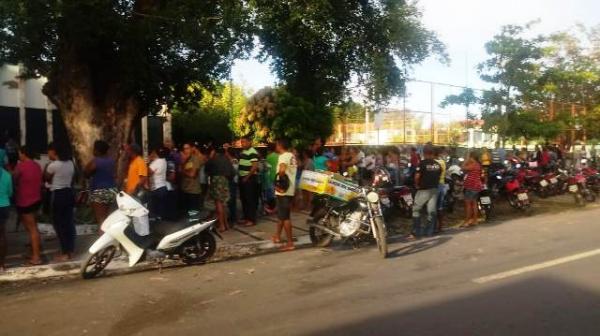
[124,144,148,195]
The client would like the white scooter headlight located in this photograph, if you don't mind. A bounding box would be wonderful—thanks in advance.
[367,191,380,203]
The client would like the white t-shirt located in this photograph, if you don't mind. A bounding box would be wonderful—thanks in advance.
[276,152,297,197]
[46,160,75,191]
[149,158,167,191]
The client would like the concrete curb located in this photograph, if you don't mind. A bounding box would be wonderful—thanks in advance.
[0,235,314,283]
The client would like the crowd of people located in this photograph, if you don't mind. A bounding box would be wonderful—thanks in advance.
[0,134,596,270]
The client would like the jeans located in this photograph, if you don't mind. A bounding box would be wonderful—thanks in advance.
[52,188,76,254]
[0,206,8,266]
[437,184,448,211]
[412,188,438,237]
[149,187,167,219]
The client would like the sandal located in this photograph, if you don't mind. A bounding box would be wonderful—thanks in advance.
[279,245,295,252]
[271,236,281,244]
[23,259,43,267]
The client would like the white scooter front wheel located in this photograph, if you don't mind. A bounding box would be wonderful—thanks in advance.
[80,246,117,279]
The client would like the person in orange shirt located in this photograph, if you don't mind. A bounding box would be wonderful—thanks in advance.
[125,144,148,195]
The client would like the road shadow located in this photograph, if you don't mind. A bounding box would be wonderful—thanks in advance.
[304,276,600,336]
[387,236,452,259]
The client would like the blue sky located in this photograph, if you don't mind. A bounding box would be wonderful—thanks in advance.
[231,0,599,115]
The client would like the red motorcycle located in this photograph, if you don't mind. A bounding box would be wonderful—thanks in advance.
[390,185,414,218]
[567,170,596,206]
[504,171,532,212]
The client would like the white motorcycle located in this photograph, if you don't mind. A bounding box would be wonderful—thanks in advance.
[80,191,220,279]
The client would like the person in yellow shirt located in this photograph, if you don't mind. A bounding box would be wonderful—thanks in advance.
[480,147,492,186]
[125,144,148,195]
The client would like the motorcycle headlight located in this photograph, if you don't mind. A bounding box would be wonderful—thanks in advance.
[367,191,379,203]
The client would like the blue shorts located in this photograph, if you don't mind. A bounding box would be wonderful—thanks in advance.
[464,189,479,200]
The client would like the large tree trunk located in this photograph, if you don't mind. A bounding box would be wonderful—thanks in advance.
[43,61,139,184]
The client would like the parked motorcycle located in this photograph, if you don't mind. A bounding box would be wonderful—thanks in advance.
[309,178,388,258]
[80,191,220,279]
[477,187,493,221]
[567,170,596,207]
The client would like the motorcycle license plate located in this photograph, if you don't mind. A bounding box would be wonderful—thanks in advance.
[540,180,549,187]
[569,185,578,192]
[480,196,491,205]
[517,193,529,201]
[402,194,413,206]
[550,177,558,184]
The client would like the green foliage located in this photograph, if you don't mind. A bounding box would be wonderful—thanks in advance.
[467,23,600,142]
[235,87,333,149]
[249,0,445,107]
[172,82,247,144]
[0,0,254,110]
[439,88,479,120]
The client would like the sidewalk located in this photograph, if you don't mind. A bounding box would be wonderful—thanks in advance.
[0,209,313,282]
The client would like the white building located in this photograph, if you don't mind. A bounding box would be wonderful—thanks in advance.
[1,63,171,156]
[0,63,66,154]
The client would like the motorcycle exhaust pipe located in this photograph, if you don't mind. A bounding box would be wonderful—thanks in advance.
[309,223,342,238]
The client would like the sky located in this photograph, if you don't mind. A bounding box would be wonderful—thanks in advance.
[230,0,600,115]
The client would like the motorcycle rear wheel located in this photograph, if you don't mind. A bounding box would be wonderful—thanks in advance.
[373,216,388,259]
[180,233,216,265]
[309,209,334,247]
[80,245,116,279]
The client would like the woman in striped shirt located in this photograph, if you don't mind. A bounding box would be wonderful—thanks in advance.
[462,151,483,227]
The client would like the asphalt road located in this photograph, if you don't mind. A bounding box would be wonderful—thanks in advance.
[2,205,600,336]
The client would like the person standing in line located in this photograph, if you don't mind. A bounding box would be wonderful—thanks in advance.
[0,150,13,271]
[206,145,234,232]
[124,144,148,195]
[264,143,279,213]
[180,142,202,212]
[45,142,76,262]
[490,141,506,171]
[409,145,441,239]
[224,144,239,224]
[84,140,116,227]
[272,139,297,251]
[14,146,43,265]
[461,151,483,227]
[148,147,168,219]
[434,147,448,233]
[196,144,209,209]
[163,140,180,221]
[238,136,259,227]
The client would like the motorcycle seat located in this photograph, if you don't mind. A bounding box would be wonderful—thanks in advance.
[151,210,215,236]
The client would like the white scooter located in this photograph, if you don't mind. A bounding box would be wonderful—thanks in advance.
[80,191,220,279]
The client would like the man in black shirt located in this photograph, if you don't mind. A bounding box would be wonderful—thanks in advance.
[410,145,441,238]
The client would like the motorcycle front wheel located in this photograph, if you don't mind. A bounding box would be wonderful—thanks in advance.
[80,245,116,279]
[309,209,334,247]
[574,193,586,207]
[373,216,388,258]
[180,233,216,264]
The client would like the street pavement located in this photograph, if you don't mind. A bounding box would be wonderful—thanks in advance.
[1,196,600,335]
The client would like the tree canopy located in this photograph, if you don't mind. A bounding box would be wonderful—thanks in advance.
[250,0,445,107]
[442,23,600,143]
[234,87,333,149]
